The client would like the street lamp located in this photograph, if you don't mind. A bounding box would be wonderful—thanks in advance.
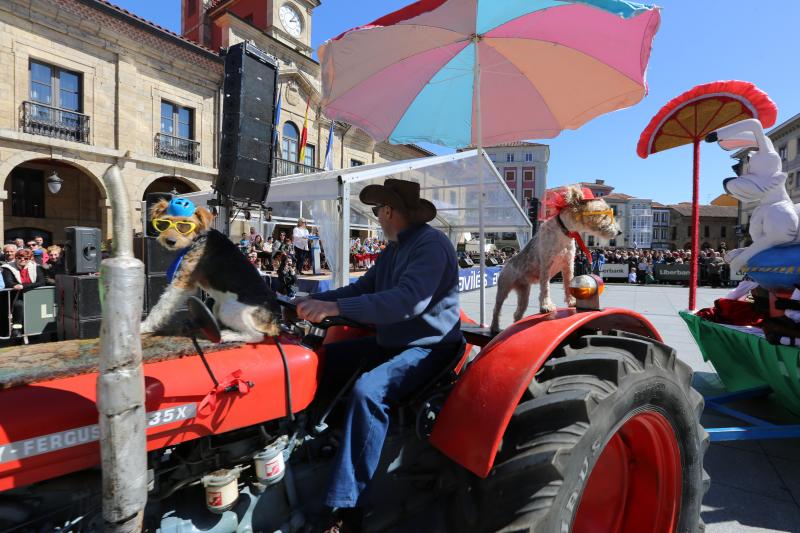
[46,170,63,194]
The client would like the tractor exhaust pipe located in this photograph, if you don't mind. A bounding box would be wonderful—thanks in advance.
[97,164,148,531]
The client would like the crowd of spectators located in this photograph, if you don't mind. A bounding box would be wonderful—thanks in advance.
[350,237,387,270]
[239,224,316,274]
[460,248,515,267]
[0,236,66,339]
[237,221,327,297]
[574,247,731,287]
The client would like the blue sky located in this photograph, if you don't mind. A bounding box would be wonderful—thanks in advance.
[113,0,800,204]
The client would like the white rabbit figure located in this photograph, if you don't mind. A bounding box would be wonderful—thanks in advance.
[706,118,799,274]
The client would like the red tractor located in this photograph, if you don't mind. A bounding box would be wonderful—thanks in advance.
[0,286,708,531]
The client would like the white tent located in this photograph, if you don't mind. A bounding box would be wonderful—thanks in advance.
[268,149,532,320]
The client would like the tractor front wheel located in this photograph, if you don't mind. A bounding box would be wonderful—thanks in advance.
[453,331,709,532]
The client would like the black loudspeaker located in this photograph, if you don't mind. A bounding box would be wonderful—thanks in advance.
[55,274,144,340]
[458,256,475,268]
[486,257,499,267]
[64,227,101,274]
[56,274,102,320]
[528,198,540,236]
[134,236,179,275]
[144,192,174,237]
[215,42,279,204]
[58,316,102,340]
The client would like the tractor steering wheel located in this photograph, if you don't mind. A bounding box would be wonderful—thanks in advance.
[275,294,368,330]
[314,315,366,329]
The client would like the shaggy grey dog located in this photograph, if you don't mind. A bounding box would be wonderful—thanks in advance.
[490,185,620,333]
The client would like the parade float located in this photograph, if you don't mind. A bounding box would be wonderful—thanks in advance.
[639,82,800,439]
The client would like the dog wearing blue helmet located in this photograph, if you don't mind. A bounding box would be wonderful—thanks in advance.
[141,197,280,342]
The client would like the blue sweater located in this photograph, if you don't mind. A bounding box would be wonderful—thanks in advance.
[313,224,462,348]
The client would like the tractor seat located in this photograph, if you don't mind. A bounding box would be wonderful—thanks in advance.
[460,324,498,347]
[399,339,469,409]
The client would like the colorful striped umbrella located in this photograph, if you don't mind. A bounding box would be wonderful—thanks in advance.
[318,0,662,323]
[319,0,661,149]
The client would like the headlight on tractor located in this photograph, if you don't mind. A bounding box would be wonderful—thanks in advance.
[569,275,604,310]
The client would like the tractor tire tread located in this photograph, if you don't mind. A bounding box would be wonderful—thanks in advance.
[466,333,709,533]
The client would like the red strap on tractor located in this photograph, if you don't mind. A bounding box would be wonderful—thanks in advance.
[199,369,252,416]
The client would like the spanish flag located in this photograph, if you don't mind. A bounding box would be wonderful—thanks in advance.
[298,100,309,164]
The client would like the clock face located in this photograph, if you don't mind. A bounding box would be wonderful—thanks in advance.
[279,4,303,38]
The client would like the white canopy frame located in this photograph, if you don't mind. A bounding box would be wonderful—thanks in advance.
[268,150,532,306]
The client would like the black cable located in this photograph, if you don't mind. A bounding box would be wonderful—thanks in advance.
[190,333,219,388]
[274,336,294,422]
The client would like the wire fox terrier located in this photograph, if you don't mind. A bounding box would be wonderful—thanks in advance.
[490,185,620,333]
[141,197,280,343]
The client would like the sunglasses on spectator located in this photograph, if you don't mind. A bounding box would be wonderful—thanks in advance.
[152,218,197,235]
[371,204,387,216]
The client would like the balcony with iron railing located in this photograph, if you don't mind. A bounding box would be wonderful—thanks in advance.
[273,157,322,178]
[154,133,200,165]
[22,101,90,144]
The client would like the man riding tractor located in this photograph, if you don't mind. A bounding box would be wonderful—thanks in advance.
[297,178,464,531]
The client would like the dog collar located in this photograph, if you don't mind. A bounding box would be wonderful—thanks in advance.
[556,213,571,236]
[556,214,593,263]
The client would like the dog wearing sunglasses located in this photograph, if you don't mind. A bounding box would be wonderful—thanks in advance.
[141,197,280,343]
[490,185,619,333]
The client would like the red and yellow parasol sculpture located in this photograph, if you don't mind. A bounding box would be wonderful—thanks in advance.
[637,80,777,309]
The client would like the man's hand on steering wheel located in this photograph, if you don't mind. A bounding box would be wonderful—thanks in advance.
[296,299,340,323]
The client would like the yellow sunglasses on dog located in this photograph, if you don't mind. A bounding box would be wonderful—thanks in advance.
[577,209,615,221]
[152,218,198,235]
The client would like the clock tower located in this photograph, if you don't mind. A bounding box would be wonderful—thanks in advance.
[267,1,314,53]
[182,1,319,59]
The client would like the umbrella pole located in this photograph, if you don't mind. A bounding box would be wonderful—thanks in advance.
[473,35,486,327]
[689,139,700,310]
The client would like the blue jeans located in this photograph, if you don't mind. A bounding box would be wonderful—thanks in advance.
[322,336,463,508]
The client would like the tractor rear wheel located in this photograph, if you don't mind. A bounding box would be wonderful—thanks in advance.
[452,331,709,532]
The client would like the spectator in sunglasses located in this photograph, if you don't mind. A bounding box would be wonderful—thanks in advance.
[1,249,45,339]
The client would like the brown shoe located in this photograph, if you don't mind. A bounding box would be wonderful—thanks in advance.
[322,520,345,533]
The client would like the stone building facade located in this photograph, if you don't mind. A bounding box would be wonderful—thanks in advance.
[651,202,670,250]
[0,0,429,244]
[183,0,429,179]
[600,193,653,249]
[667,203,737,251]
[1,0,225,243]
[483,142,549,212]
[578,179,614,198]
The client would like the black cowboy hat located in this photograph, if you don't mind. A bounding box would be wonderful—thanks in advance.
[360,179,436,224]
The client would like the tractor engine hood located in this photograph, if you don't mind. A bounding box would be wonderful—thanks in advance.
[0,335,318,490]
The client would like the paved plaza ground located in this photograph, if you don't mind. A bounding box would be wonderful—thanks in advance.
[461,282,800,533]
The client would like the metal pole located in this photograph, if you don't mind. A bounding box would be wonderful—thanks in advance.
[473,34,487,326]
[97,164,147,531]
[336,178,351,288]
[689,139,700,310]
